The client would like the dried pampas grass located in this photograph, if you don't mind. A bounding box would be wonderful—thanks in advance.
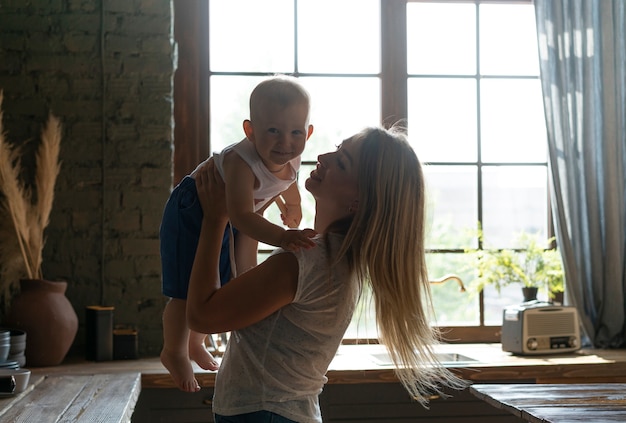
[0,91,62,304]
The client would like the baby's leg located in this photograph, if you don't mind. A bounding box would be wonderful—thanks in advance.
[160,298,200,392]
[188,331,219,371]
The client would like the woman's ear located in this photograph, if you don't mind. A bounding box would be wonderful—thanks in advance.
[306,124,314,140]
[243,119,255,141]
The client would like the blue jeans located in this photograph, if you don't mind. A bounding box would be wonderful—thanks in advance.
[214,411,298,423]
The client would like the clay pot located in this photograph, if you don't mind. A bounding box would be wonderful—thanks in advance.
[4,279,78,367]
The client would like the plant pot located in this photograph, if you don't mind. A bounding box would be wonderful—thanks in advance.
[3,279,78,367]
[550,290,565,305]
[522,286,538,302]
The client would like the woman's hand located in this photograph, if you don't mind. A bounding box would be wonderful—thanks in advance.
[194,157,228,223]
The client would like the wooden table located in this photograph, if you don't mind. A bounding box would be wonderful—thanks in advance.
[469,383,626,423]
[0,372,141,422]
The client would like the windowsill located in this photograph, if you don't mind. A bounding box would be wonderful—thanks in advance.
[30,343,626,389]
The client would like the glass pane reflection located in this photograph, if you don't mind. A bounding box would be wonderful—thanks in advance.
[428,253,479,326]
[209,0,294,72]
[480,3,540,76]
[423,166,477,250]
[482,166,548,249]
[480,79,547,163]
[408,78,477,162]
[298,0,380,73]
[210,75,265,153]
[407,2,476,75]
[298,77,380,161]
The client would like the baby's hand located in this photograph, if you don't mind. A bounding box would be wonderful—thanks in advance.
[281,203,302,229]
[280,228,317,252]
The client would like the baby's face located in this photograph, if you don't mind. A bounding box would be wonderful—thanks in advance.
[249,101,311,171]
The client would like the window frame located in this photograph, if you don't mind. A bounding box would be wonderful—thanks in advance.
[173,0,544,343]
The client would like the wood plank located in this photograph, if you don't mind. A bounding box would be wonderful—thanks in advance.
[62,373,141,422]
[470,383,626,423]
[1,375,91,422]
[521,406,626,423]
[0,373,140,423]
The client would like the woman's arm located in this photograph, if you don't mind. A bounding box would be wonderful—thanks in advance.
[186,159,299,334]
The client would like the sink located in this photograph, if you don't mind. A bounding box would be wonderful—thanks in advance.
[368,351,480,367]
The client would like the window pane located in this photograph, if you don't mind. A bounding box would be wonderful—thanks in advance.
[482,166,548,249]
[428,253,479,326]
[480,3,540,76]
[299,77,380,161]
[424,166,478,250]
[297,0,380,73]
[408,78,477,162]
[209,0,294,72]
[480,79,547,163]
[484,284,552,325]
[407,2,476,75]
[484,285,522,325]
[210,75,265,153]
[210,76,379,158]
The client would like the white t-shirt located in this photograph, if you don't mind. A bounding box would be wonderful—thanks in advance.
[212,233,359,423]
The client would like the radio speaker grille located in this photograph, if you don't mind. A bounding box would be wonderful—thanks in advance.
[526,312,575,336]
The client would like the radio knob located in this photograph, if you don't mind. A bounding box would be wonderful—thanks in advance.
[527,338,538,350]
[569,337,578,348]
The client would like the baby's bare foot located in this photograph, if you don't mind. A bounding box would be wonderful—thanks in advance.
[189,341,220,371]
[160,349,201,392]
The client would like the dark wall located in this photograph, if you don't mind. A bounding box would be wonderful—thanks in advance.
[0,0,175,357]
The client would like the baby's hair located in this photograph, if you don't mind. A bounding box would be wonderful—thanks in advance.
[249,75,311,122]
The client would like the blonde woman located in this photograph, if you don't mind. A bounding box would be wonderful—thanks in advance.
[187,126,465,423]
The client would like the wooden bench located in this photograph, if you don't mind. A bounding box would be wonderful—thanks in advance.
[0,372,141,422]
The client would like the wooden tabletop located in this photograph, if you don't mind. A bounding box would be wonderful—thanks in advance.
[0,372,141,422]
[469,383,626,423]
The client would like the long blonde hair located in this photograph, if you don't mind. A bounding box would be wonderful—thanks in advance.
[338,125,466,405]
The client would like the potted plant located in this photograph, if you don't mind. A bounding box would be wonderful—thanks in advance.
[0,91,78,366]
[465,230,565,303]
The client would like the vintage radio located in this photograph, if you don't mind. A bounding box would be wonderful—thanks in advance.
[501,301,580,355]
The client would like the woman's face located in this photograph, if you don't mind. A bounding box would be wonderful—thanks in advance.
[305,135,361,209]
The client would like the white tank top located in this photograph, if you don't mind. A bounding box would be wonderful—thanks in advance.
[213,138,301,212]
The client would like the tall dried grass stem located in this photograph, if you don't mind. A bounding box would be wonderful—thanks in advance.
[0,94,34,279]
[0,90,62,287]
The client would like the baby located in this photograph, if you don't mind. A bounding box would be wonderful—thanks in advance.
[159,75,316,392]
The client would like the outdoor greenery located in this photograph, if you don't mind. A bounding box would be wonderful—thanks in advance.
[465,230,565,300]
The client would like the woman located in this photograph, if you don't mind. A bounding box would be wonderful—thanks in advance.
[186,126,465,423]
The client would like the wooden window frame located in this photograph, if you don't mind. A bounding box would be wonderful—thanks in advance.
[172,0,539,343]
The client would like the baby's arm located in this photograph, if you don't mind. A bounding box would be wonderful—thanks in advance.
[277,183,302,229]
[223,153,315,251]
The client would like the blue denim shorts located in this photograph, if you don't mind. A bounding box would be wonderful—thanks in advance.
[160,176,236,299]
[214,411,298,423]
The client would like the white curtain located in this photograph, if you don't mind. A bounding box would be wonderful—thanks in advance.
[534,0,626,347]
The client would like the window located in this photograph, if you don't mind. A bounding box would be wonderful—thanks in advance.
[177,0,549,342]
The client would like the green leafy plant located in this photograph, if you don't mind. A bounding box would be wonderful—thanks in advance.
[465,229,565,299]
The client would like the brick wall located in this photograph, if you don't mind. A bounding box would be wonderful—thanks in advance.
[0,0,175,357]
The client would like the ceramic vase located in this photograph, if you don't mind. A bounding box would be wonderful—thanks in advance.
[4,279,78,367]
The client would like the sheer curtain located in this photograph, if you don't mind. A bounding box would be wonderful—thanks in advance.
[535,0,626,347]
